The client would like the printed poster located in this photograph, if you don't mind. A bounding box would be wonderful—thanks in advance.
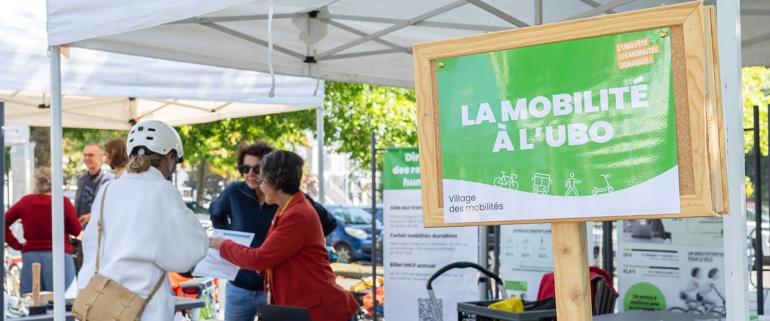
[617,218,726,318]
[383,148,480,321]
[436,28,680,223]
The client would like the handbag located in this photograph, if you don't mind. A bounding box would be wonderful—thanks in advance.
[72,182,165,321]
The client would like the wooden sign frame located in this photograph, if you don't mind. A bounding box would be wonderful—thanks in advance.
[413,1,727,228]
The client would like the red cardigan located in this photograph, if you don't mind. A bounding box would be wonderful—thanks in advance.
[4,194,82,254]
[221,192,359,321]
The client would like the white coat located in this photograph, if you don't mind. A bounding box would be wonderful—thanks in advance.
[77,167,208,321]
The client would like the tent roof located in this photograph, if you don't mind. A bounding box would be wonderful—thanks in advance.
[1,0,323,129]
[47,0,770,88]
[1,90,312,130]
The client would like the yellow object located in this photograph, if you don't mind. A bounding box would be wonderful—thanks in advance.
[350,276,384,293]
[488,296,524,313]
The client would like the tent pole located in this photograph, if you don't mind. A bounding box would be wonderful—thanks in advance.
[717,0,750,319]
[317,105,325,202]
[370,131,378,320]
[757,105,765,314]
[49,45,66,321]
[1,101,5,321]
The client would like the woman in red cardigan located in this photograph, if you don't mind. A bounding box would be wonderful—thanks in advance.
[210,150,359,321]
[4,167,82,294]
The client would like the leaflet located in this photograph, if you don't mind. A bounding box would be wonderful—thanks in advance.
[192,229,255,281]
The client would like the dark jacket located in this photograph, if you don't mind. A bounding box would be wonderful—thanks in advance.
[209,181,336,291]
[74,170,112,216]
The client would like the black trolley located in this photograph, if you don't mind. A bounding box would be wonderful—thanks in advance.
[426,262,557,321]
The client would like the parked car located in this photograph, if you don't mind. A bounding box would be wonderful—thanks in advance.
[186,201,212,231]
[746,205,770,268]
[325,205,382,264]
[360,205,383,224]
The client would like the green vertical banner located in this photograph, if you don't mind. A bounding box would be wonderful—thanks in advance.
[384,147,421,190]
[383,147,481,321]
[436,28,680,223]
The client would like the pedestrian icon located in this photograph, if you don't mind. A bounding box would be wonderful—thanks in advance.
[564,172,581,196]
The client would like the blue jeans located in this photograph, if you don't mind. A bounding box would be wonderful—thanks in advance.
[225,282,267,321]
[20,251,75,294]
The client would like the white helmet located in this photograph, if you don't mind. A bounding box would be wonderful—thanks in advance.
[127,120,184,162]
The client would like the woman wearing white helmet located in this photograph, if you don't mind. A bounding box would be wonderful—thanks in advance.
[77,120,208,320]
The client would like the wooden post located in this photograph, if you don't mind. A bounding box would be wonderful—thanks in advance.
[551,222,592,321]
[32,263,41,306]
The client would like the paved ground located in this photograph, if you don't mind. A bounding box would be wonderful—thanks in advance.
[332,262,384,279]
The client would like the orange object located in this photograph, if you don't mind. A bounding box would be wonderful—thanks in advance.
[168,273,194,298]
[362,287,384,315]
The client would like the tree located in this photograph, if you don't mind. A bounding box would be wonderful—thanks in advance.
[743,66,770,202]
[743,66,770,155]
[56,82,419,200]
[323,82,418,169]
[62,128,124,183]
[30,127,51,168]
[177,111,317,201]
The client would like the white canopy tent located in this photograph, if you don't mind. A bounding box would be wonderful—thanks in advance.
[46,0,757,320]
[2,1,324,130]
[46,0,768,89]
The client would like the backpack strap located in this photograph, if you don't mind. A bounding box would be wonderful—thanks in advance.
[93,181,166,311]
[94,182,112,273]
[142,273,166,308]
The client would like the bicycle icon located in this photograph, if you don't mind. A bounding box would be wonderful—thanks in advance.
[591,174,614,195]
[493,171,519,190]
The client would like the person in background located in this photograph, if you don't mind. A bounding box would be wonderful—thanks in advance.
[77,120,208,321]
[699,268,723,306]
[4,167,81,293]
[210,150,358,321]
[209,142,337,321]
[679,267,703,302]
[72,143,112,272]
[104,139,129,178]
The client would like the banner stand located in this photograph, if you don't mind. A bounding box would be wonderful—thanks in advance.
[552,222,592,320]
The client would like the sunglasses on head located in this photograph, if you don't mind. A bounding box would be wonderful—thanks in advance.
[238,164,260,175]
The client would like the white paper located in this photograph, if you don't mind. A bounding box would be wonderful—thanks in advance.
[192,229,255,281]
[383,189,480,321]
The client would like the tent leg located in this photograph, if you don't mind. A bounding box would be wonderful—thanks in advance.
[316,105,325,203]
[1,101,5,321]
[717,1,750,320]
[49,45,66,321]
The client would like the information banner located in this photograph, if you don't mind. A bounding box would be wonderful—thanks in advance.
[436,28,680,223]
[499,224,595,300]
[383,148,480,321]
[617,218,725,317]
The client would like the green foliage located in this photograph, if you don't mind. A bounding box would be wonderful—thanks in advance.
[747,175,755,199]
[62,128,124,182]
[743,66,770,155]
[177,110,316,177]
[58,82,419,181]
[323,82,418,169]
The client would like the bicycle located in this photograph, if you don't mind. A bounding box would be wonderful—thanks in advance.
[667,286,725,317]
[177,277,218,320]
[493,171,519,190]
[4,245,22,297]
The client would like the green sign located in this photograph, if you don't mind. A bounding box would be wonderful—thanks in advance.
[623,282,667,311]
[437,28,680,223]
[384,148,421,190]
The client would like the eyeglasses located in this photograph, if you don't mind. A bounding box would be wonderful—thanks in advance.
[238,164,260,175]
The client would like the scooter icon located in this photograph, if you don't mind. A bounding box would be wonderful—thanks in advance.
[591,174,614,195]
